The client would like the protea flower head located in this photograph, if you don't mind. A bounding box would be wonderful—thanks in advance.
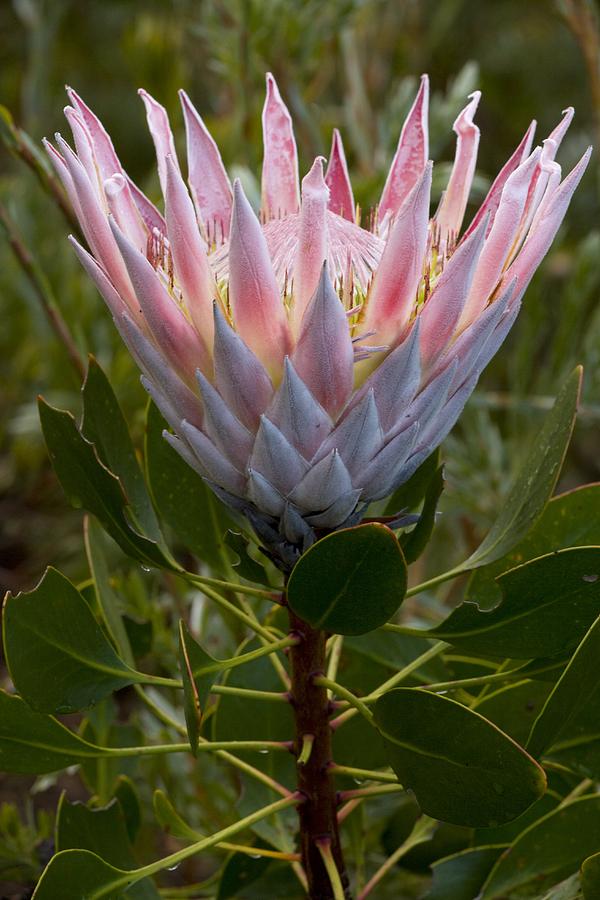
[46,75,590,567]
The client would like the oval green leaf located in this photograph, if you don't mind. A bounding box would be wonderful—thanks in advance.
[425,845,507,900]
[287,523,407,635]
[582,851,600,899]
[528,612,600,758]
[374,688,546,827]
[481,796,600,899]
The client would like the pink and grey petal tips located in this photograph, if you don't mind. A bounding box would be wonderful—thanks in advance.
[379,74,429,226]
[292,265,354,418]
[228,180,292,373]
[362,162,432,350]
[164,154,216,341]
[435,90,481,244]
[293,157,330,329]
[138,89,180,195]
[261,73,300,220]
[325,130,355,221]
[54,75,590,563]
[179,89,232,240]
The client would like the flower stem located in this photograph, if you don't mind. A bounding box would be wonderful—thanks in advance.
[288,609,351,899]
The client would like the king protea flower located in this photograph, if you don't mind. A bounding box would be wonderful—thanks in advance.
[46,74,590,566]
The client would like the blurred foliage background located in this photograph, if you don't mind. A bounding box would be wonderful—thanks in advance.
[0,1,600,893]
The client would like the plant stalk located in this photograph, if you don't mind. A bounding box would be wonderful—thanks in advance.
[288,608,351,899]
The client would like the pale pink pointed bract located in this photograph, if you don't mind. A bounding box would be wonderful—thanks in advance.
[261,73,300,220]
[179,88,232,240]
[293,157,330,330]
[48,74,590,566]
[435,91,481,244]
[325,130,355,221]
[379,74,429,227]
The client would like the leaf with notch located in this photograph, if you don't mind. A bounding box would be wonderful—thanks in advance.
[3,568,151,714]
[56,794,159,899]
[466,484,600,609]
[39,398,173,569]
[31,849,130,900]
[0,690,111,774]
[424,547,600,658]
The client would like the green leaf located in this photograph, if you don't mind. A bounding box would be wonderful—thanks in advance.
[178,621,218,753]
[528,613,600,758]
[287,523,407,635]
[466,484,600,609]
[425,547,600,658]
[537,874,584,900]
[225,530,268,584]
[145,402,235,572]
[2,568,146,714]
[84,516,134,666]
[32,849,130,899]
[461,367,582,570]
[217,851,271,900]
[582,851,600,899]
[39,398,173,569]
[400,465,444,564]
[472,793,560,848]
[383,448,441,515]
[474,679,554,746]
[0,690,105,774]
[153,790,200,842]
[374,688,546,827]
[81,357,162,542]
[425,845,506,900]
[480,796,600,898]
[114,776,141,843]
[56,795,159,899]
